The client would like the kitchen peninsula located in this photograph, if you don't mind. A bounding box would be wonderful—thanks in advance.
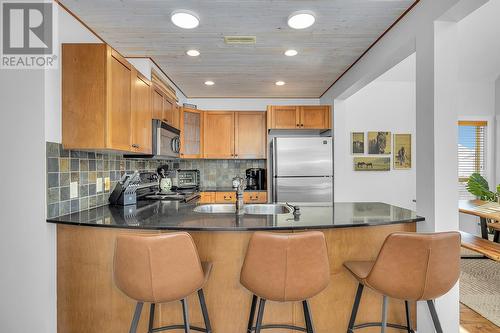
[49,202,423,333]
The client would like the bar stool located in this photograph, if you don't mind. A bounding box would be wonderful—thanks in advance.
[113,232,212,333]
[240,231,330,333]
[343,232,460,333]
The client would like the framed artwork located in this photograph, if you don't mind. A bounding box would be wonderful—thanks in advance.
[393,134,411,169]
[353,157,390,171]
[351,132,364,154]
[368,131,391,154]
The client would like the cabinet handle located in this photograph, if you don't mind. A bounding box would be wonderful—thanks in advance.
[131,144,140,148]
[296,124,300,127]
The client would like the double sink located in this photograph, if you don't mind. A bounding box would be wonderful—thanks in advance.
[194,204,292,215]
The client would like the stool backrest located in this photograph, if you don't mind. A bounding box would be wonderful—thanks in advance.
[366,232,461,301]
[240,231,330,302]
[113,232,204,303]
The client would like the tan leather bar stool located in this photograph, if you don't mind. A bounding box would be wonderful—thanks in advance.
[343,232,460,333]
[240,231,330,333]
[113,233,212,333]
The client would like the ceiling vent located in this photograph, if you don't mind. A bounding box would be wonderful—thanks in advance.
[224,36,256,45]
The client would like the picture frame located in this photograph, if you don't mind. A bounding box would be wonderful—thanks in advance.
[351,132,364,154]
[353,157,390,171]
[367,131,391,154]
[393,134,411,169]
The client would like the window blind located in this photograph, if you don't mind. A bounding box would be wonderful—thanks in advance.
[458,121,487,200]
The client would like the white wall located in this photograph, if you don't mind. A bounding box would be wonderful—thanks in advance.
[186,98,319,111]
[335,79,416,210]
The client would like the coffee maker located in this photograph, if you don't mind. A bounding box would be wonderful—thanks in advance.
[245,168,266,190]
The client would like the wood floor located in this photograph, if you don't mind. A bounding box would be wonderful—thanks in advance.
[460,303,500,333]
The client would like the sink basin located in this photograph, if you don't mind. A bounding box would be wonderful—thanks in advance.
[193,204,236,214]
[244,204,292,215]
[193,204,292,215]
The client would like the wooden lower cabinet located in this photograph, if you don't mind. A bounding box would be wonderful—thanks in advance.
[215,192,236,203]
[199,192,216,203]
[243,192,267,203]
[200,192,267,204]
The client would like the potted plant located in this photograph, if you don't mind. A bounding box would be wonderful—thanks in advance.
[466,172,500,203]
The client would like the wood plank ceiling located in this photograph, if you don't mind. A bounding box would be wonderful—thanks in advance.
[59,0,416,98]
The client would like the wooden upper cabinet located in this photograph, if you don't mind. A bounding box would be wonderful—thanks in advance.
[152,89,163,120]
[269,105,299,129]
[62,44,154,153]
[163,97,175,125]
[180,107,203,158]
[130,69,152,154]
[267,105,331,130]
[203,111,235,159]
[172,104,181,129]
[235,112,266,159]
[299,105,331,129]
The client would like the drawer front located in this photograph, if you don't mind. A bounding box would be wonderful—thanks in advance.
[244,192,267,203]
[215,192,236,203]
[199,192,216,203]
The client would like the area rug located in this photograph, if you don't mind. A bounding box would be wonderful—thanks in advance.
[460,258,500,327]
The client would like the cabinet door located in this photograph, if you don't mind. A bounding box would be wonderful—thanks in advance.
[108,54,132,150]
[235,112,266,159]
[163,97,174,125]
[180,108,203,158]
[131,70,152,154]
[244,192,267,203]
[152,89,163,120]
[199,192,216,203]
[299,106,331,129]
[172,104,180,129]
[215,192,236,203]
[271,106,299,129]
[203,112,235,159]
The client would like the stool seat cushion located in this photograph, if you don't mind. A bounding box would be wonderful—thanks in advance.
[343,261,374,282]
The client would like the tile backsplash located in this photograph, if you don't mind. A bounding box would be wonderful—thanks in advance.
[46,142,265,218]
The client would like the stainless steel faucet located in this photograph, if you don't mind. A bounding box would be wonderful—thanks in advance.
[232,176,246,215]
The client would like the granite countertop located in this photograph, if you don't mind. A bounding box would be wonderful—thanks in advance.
[199,187,267,192]
[47,201,424,231]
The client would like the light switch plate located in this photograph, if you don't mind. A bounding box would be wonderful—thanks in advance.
[70,181,78,199]
[104,177,110,192]
[96,178,103,193]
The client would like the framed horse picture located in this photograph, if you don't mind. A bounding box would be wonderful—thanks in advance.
[353,157,390,171]
[368,131,391,154]
[393,134,411,169]
[351,132,364,154]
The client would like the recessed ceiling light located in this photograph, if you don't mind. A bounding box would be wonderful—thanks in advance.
[284,49,298,57]
[186,49,200,57]
[171,10,199,29]
[204,81,215,86]
[275,81,285,86]
[288,11,316,29]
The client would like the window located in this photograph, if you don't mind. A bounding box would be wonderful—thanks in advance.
[458,121,487,199]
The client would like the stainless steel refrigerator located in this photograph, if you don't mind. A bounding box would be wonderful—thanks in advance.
[271,137,333,203]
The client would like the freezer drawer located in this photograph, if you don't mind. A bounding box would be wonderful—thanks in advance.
[274,137,332,176]
[274,177,333,203]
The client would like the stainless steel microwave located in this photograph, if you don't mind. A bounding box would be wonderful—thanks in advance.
[126,119,180,159]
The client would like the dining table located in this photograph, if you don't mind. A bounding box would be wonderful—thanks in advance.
[459,199,500,242]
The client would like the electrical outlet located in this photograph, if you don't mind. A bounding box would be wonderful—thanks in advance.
[96,178,103,193]
[104,177,110,192]
[70,181,78,199]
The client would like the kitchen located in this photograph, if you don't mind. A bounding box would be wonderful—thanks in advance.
[2,1,498,333]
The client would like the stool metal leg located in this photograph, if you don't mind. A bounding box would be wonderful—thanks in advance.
[247,294,258,333]
[197,289,212,333]
[129,302,143,333]
[255,298,266,333]
[181,298,190,333]
[148,303,155,333]
[347,283,364,332]
[302,300,315,333]
[381,295,388,333]
[427,300,443,333]
[404,301,412,333]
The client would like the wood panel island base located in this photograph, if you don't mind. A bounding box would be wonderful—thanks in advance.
[57,218,419,333]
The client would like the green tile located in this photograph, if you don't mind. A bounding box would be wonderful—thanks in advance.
[60,173,70,187]
[60,158,69,172]
[46,142,59,158]
[47,188,59,204]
